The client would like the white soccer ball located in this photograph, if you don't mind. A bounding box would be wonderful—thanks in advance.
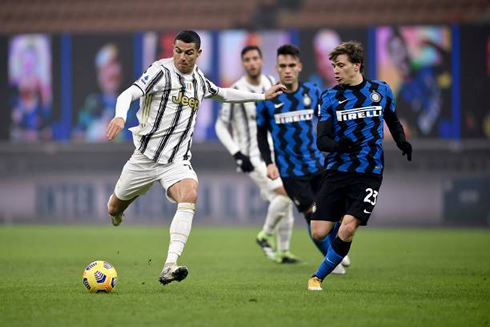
[82,260,118,293]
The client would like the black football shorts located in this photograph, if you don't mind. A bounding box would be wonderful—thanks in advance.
[281,171,324,213]
[312,170,383,226]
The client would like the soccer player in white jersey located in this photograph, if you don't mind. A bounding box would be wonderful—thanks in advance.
[215,46,300,264]
[105,30,285,286]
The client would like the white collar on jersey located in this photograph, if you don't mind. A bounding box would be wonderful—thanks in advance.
[171,60,198,77]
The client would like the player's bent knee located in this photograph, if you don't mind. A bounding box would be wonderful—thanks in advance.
[310,220,333,240]
[181,190,198,203]
[310,231,322,241]
[174,186,198,203]
[168,179,199,203]
[310,229,328,241]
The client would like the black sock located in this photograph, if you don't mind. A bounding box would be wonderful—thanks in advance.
[331,236,352,257]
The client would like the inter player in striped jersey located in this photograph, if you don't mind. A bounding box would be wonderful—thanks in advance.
[105,30,285,286]
[307,41,412,291]
[215,45,299,264]
[256,44,348,273]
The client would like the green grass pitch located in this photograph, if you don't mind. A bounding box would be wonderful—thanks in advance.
[0,226,489,327]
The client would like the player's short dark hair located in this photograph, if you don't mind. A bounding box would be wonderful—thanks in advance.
[241,45,262,58]
[329,41,364,73]
[277,44,301,60]
[174,30,201,50]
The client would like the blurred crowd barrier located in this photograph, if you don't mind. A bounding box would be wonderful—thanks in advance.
[0,141,488,226]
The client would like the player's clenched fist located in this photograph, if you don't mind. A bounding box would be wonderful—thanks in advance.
[266,163,280,180]
[106,117,125,140]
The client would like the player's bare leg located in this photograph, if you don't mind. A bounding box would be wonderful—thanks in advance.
[159,178,198,285]
[107,193,137,226]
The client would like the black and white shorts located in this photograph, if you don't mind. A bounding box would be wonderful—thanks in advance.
[312,170,383,226]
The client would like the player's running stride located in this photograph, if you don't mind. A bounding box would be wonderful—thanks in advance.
[307,41,412,291]
[215,45,299,263]
[256,44,348,273]
[105,30,285,286]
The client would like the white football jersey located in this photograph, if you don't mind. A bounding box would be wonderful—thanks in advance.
[130,58,219,164]
[217,75,275,160]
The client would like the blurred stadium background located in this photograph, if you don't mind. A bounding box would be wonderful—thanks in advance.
[0,0,489,227]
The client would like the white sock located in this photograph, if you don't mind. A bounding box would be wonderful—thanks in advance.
[277,203,294,252]
[165,203,195,266]
[263,195,291,235]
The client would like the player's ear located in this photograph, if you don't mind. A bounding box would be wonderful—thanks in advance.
[298,62,303,72]
[197,49,202,58]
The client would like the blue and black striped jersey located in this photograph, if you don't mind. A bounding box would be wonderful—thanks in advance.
[319,79,400,175]
[256,82,324,178]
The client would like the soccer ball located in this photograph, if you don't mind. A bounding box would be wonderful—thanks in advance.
[82,260,118,293]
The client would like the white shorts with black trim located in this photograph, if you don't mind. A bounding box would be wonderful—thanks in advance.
[114,150,198,203]
[249,158,284,202]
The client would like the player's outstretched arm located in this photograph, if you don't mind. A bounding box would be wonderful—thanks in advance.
[213,84,286,103]
[106,85,143,140]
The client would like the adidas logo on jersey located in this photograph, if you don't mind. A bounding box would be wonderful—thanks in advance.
[172,92,199,110]
[274,109,314,124]
[336,106,382,122]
